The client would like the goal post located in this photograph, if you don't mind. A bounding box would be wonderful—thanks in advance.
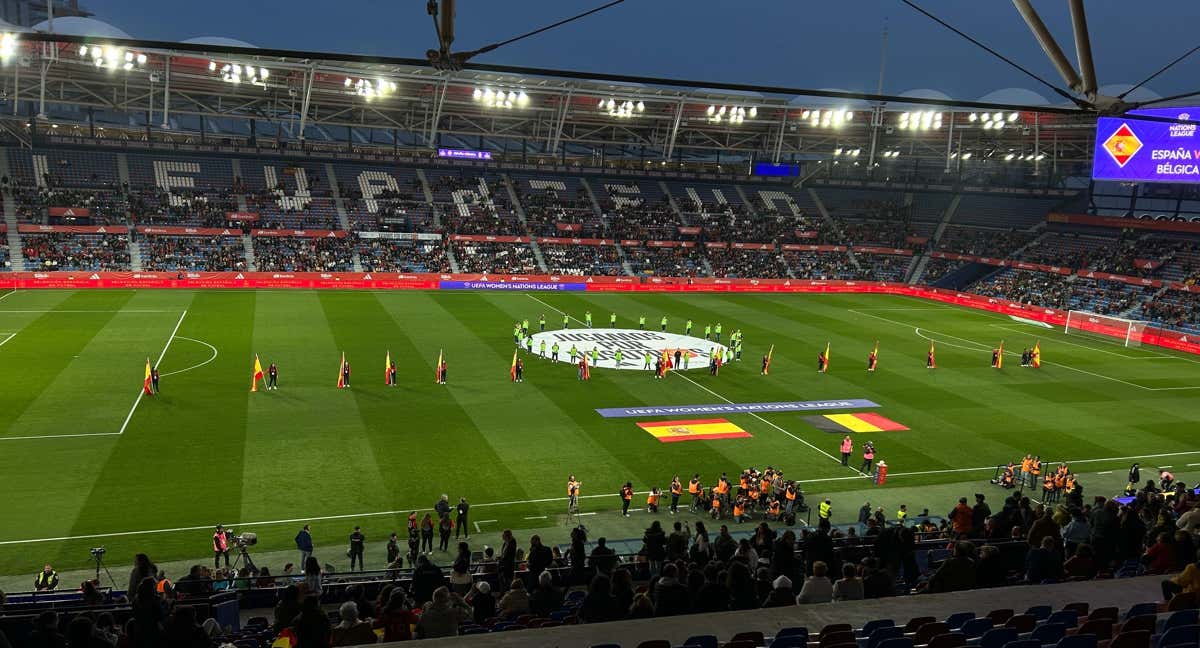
[1064,310,1149,347]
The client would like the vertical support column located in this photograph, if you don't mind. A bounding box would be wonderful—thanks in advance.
[296,65,315,143]
[161,55,171,129]
[772,110,787,164]
[663,100,683,160]
[427,76,450,148]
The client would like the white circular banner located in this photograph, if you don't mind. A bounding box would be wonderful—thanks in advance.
[528,328,731,371]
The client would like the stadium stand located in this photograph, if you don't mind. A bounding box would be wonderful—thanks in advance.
[596,178,684,241]
[513,173,605,238]
[973,269,1072,308]
[336,163,435,233]
[706,246,791,279]
[0,242,9,270]
[253,236,354,272]
[952,194,1061,229]
[140,234,246,272]
[21,232,130,270]
[427,169,524,236]
[624,243,707,277]
[540,242,624,276]
[452,240,537,273]
[356,236,449,273]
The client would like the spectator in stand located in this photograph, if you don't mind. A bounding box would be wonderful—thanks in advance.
[498,578,530,618]
[130,577,167,647]
[373,588,417,642]
[927,541,977,593]
[527,535,553,585]
[467,581,495,626]
[796,562,834,604]
[1063,543,1098,580]
[975,544,1007,588]
[651,563,690,616]
[163,605,209,648]
[411,554,445,606]
[292,595,331,648]
[331,601,376,647]
[273,585,302,634]
[529,571,563,618]
[949,497,974,536]
[579,574,622,624]
[832,562,864,601]
[588,536,617,575]
[27,611,65,648]
[1025,536,1063,583]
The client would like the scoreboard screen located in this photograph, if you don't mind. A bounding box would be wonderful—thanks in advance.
[1092,107,1200,183]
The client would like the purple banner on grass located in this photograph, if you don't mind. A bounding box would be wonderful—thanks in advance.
[597,399,879,418]
[439,280,587,291]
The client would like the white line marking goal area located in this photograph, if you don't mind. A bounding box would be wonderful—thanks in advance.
[3,447,1197,547]
[0,332,15,348]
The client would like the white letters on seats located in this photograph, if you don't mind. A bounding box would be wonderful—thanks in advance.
[529,179,567,193]
[32,154,49,189]
[451,178,496,218]
[154,160,206,208]
[757,190,802,217]
[604,183,643,209]
[264,166,312,211]
[357,170,401,214]
[684,187,729,212]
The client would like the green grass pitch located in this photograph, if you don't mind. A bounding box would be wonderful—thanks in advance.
[1,288,1199,579]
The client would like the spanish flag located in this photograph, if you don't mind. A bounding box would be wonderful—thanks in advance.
[763,344,774,375]
[996,340,1004,369]
[661,348,672,375]
[142,357,153,395]
[581,353,591,381]
[1032,341,1041,368]
[927,340,936,368]
[510,348,518,382]
[435,349,443,383]
[337,351,346,388]
[869,340,878,371]
[384,350,391,384]
[251,354,264,392]
[821,341,830,371]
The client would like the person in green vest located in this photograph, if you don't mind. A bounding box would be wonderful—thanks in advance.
[562,313,570,329]
[638,315,646,330]
[590,347,599,366]
[522,319,530,336]
[660,315,668,332]
[735,338,743,361]
[704,324,712,340]
[683,350,690,369]
[539,313,546,332]
[585,311,593,328]
[513,323,521,344]
[552,341,560,363]
[685,319,693,335]
[539,339,547,357]
[714,323,723,343]
[643,351,652,370]
[610,312,617,327]
[525,335,533,354]
[614,348,624,367]
[570,344,578,363]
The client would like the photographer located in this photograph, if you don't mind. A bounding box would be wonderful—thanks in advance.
[212,525,230,569]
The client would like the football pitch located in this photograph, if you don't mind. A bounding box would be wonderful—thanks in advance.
[2,287,1200,579]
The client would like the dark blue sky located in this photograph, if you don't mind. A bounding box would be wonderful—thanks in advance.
[85,0,1200,101]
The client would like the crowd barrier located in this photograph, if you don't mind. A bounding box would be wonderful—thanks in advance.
[3,271,1198,355]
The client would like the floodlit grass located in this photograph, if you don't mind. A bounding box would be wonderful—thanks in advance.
[1,288,1198,577]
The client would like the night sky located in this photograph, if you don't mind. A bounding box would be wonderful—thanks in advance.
[83,0,1200,102]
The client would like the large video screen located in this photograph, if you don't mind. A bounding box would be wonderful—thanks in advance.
[1092,107,1199,183]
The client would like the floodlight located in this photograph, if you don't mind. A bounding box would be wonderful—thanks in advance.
[636,100,645,112]
[1008,112,1018,122]
[518,91,529,106]
[969,112,978,122]
[992,112,1003,122]
[749,106,757,118]
[707,105,716,116]
[137,53,147,65]
[961,152,971,159]
[801,110,811,119]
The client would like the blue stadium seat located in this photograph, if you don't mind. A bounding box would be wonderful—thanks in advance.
[1156,625,1200,648]
[959,618,993,639]
[945,612,975,630]
[1030,623,1067,645]
[865,626,904,648]
[999,641,1041,648]
[979,627,1019,648]
[1162,609,1199,633]
[859,620,893,638]
[684,635,717,648]
[876,638,913,648]
[1125,603,1159,620]
[1046,610,1078,628]
[777,627,810,640]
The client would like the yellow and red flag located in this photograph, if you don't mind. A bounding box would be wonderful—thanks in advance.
[661,348,672,375]
[510,348,518,381]
[805,412,909,433]
[142,357,153,394]
[337,351,346,388]
[251,354,264,392]
[1032,341,1041,368]
[384,350,391,384]
[636,418,752,443]
[996,340,1004,369]
[763,344,774,375]
[434,349,443,383]
[822,341,830,370]
[927,341,936,368]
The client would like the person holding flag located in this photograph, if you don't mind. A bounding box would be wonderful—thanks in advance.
[927,341,936,369]
[149,362,160,394]
[1031,341,1041,368]
[673,348,682,370]
[142,358,154,395]
[385,351,394,386]
[388,360,397,387]
[578,354,591,381]
[338,354,351,388]
[268,362,278,390]
[434,350,445,384]
[991,341,1004,369]
[762,345,773,375]
[251,355,265,392]
[511,348,521,383]
[818,342,830,373]
[868,341,878,372]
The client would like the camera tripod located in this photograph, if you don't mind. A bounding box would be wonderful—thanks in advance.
[91,552,117,589]
[232,544,258,573]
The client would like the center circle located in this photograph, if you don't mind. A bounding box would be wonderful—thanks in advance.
[528,328,731,371]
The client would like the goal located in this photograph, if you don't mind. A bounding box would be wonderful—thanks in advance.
[1064,310,1149,347]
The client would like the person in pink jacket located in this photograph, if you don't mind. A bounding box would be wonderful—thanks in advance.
[840,436,852,466]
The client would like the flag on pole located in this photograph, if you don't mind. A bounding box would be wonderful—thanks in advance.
[251,354,264,392]
[661,348,672,375]
[868,340,879,371]
[763,344,774,375]
[337,351,346,388]
[995,340,1004,369]
[143,357,153,394]
[927,341,936,369]
[384,350,391,384]
[1032,341,1041,368]
[510,348,518,382]
[435,349,443,384]
[582,353,591,380]
[821,341,830,372]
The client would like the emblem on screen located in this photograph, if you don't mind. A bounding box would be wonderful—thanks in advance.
[1102,123,1143,168]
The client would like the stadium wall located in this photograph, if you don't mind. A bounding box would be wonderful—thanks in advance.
[4,271,1199,354]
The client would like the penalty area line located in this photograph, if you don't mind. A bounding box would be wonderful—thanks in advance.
[0,332,14,348]
[117,309,187,435]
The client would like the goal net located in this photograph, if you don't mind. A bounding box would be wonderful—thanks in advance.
[1064,310,1148,347]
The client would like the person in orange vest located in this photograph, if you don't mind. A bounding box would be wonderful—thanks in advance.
[567,475,581,514]
[759,476,771,504]
[669,476,682,515]
[1020,454,1032,482]
[620,482,633,517]
[747,486,760,509]
[840,435,853,466]
[1000,463,1015,489]
[1029,456,1042,489]
[688,474,702,512]
[767,498,782,521]
[646,487,661,514]
[732,497,746,523]
[709,493,723,520]
[1043,473,1057,503]
[784,482,798,515]
[860,441,876,473]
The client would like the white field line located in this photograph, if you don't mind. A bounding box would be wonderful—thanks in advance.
[0,432,120,442]
[117,309,187,435]
[0,309,180,313]
[158,336,218,377]
[5,448,1200,546]
[853,309,1199,391]
[525,294,848,468]
[0,291,14,302]
[988,324,1143,358]
[0,332,14,347]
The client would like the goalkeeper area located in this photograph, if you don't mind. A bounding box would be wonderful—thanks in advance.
[1064,310,1163,348]
[1,288,1199,587]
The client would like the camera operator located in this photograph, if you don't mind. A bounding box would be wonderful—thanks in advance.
[212,525,230,569]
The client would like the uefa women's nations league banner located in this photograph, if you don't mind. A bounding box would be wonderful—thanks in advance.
[1093,107,1200,183]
